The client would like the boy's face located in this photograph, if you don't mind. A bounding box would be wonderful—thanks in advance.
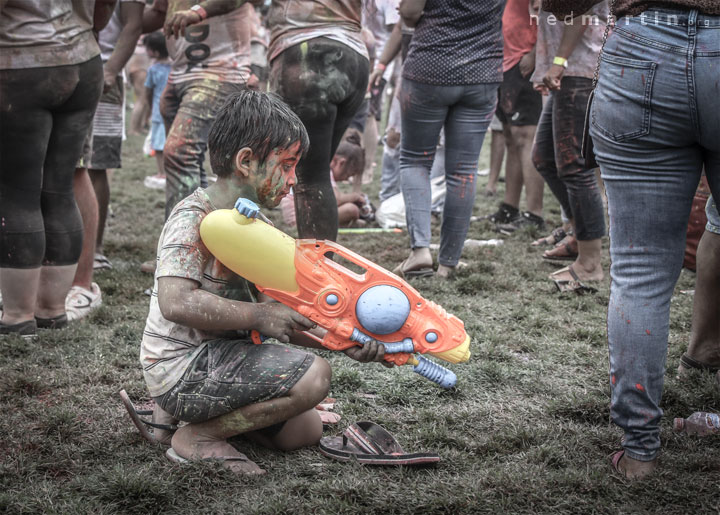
[251,142,302,208]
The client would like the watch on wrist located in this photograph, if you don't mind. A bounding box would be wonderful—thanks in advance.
[190,4,208,20]
[553,56,569,69]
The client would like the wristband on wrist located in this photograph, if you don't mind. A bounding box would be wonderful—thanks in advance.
[375,62,387,72]
[553,56,568,68]
[190,4,208,20]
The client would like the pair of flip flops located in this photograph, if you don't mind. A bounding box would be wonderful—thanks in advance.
[120,390,342,445]
[319,421,440,466]
[550,265,598,295]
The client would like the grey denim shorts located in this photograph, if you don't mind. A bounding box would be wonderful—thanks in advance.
[154,339,315,424]
[706,196,720,235]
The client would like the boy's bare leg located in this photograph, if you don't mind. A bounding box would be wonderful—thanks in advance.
[152,403,178,446]
[154,151,165,177]
[245,408,323,451]
[484,129,505,195]
[170,356,331,474]
[512,125,544,217]
[502,125,523,209]
[89,169,110,254]
[72,167,99,289]
[679,230,720,374]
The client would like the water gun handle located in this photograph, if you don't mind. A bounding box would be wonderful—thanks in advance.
[412,355,457,389]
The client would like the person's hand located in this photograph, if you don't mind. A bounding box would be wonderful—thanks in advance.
[164,9,202,38]
[102,67,116,94]
[385,127,400,149]
[543,63,565,91]
[247,73,260,91]
[534,83,549,96]
[253,304,316,343]
[368,67,384,91]
[518,52,535,78]
[352,192,366,206]
[343,339,394,368]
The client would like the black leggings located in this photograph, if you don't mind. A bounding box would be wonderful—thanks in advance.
[270,38,369,240]
[0,57,102,268]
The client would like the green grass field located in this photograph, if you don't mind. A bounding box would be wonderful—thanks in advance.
[1,130,718,515]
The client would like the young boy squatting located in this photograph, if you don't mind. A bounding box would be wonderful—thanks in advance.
[140,90,387,474]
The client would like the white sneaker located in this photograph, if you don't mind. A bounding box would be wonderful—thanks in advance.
[144,174,166,190]
[65,283,102,322]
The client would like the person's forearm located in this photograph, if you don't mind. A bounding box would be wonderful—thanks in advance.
[399,0,426,28]
[143,6,165,33]
[104,3,144,77]
[197,0,250,18]
[145,87,154,111]
[377,22,402,68]
[94,0,118,33]
[542,0,603,18]
[160,288,257,331]
[556,21,588,60]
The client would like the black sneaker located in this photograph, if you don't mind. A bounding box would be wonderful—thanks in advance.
[0,318,37,338]
[496,211,546,235]
[486,202,519,225]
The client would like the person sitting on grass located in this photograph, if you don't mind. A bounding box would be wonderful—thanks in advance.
[280,130,372,229]
[140,90,388,475]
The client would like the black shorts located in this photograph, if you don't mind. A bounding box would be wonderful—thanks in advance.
[496,62,542,127]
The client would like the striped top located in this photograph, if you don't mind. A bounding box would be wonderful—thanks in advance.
[141,189,257,397]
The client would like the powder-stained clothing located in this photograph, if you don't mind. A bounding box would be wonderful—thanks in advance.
[267,0,368,62]
[402,0,504,86]
[141,188,259,397]
[542,0,719,18]
[152,0,252,84]
[531,2,609,84]
[0,0,99,70]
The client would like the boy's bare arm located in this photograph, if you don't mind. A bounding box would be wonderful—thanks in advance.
[164,0,258,38]
[158,276,315,343]
[145,85,154,111]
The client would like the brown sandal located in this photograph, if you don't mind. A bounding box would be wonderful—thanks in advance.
[542,235,578,262]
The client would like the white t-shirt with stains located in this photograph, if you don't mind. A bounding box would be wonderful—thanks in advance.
[141,189,257,397]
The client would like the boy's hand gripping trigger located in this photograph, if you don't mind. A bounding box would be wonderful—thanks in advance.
[199,199,472,389]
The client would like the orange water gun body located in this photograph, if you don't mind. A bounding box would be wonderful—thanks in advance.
[199,199,471,388]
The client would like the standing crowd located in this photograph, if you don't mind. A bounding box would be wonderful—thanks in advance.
[0,0,718,480]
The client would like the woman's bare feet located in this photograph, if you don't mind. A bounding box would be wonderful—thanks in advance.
[549,259,604,284]
[170,425,266,475]
[613,451,658,480]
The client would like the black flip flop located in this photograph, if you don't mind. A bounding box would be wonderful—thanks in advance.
[119,389,177,445]
[393,259,434,279]
[679,354,720,374]
[318,421,440,466]
[551,266,598,295]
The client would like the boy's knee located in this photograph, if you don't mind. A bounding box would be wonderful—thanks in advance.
[291,356,331,407]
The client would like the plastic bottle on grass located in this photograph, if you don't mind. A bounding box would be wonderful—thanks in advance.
[673,412,720,436]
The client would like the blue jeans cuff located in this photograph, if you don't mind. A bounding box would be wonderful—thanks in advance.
[623,448,659,462]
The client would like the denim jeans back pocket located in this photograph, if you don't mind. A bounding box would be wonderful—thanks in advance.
[592,54,657,142]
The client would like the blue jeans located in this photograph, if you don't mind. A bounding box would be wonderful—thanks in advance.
[591,9,720,462]
[533,77,605,241]
[399,78,498,266]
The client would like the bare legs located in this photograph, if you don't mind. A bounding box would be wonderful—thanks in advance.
[72,167,99,290]
[170,356,331,474]
[485,129,505,196]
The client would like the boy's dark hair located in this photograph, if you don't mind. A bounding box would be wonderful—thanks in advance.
[144,31,168,59]
[209,90,310,177]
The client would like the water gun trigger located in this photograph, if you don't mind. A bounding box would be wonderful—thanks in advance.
[250,330,267,345]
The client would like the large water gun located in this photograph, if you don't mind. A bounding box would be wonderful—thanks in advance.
[199,198,471,389]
